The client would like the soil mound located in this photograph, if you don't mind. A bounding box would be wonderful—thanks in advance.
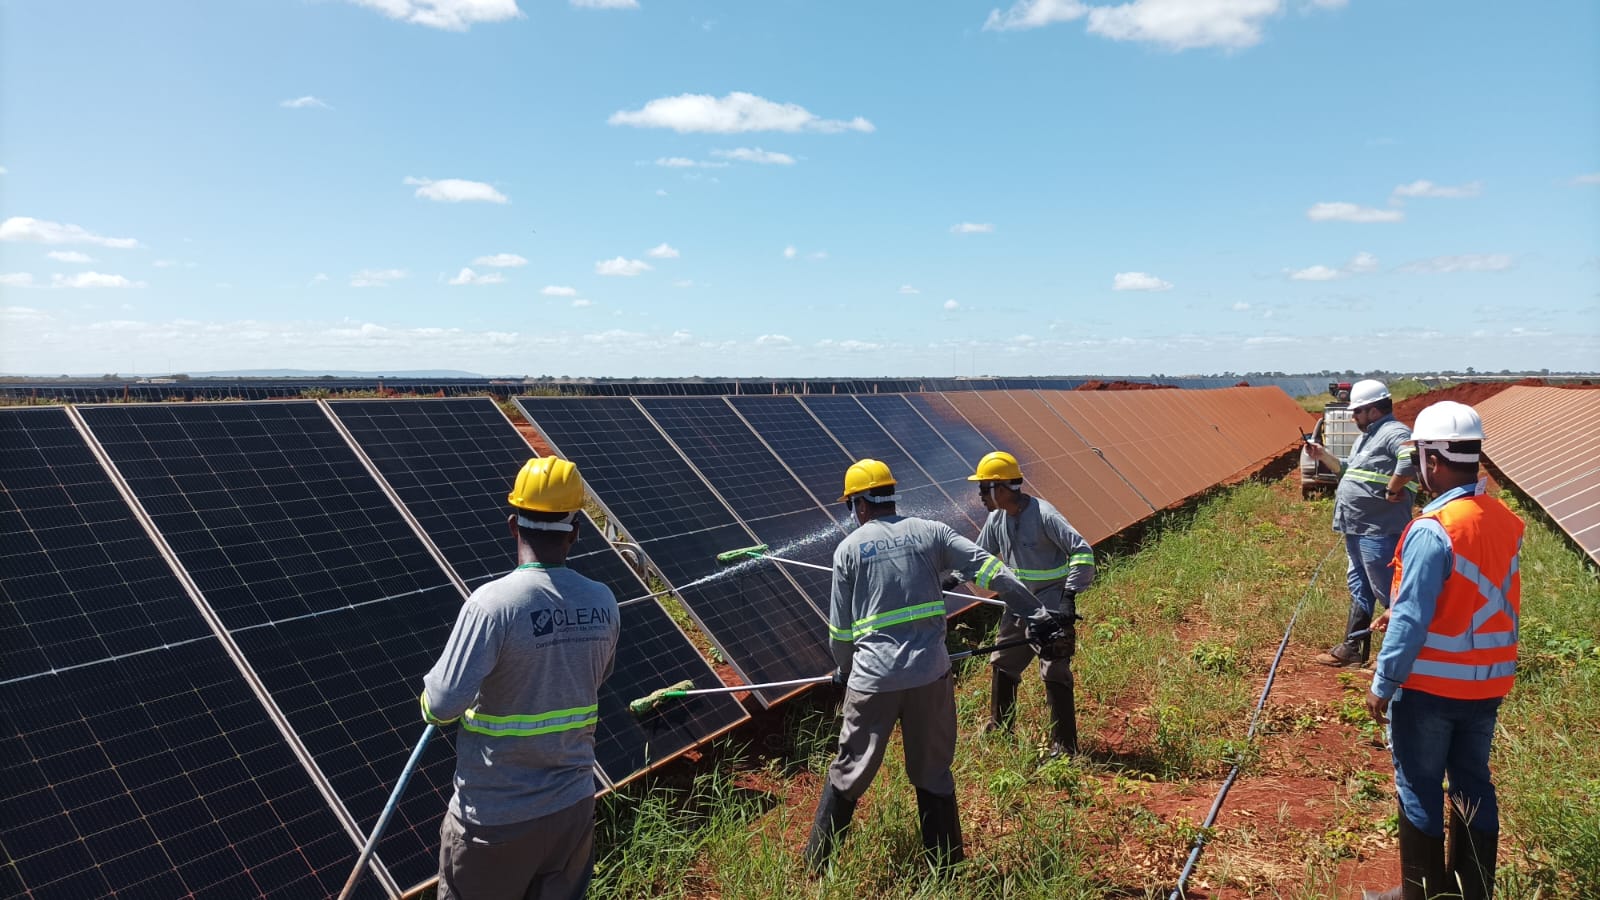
[1074,380,1178,391]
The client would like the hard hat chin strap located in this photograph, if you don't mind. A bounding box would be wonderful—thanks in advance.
[516,512,578,532]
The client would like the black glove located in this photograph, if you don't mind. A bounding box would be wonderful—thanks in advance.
[830,667,848,688]
[940,572,964,592]
[1027,610,1077,661]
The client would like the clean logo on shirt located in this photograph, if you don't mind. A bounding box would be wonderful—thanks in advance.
[531,606,613,637]
[860,533,922,560]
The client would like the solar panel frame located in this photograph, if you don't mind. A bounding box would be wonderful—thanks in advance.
[853,394,990,533]
[0,406,386,900]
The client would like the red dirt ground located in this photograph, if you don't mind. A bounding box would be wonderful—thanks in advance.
[1391,378,1600,426]
[1075,380,1180,391]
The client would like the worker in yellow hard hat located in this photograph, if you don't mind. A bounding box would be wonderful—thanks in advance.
[968,451,1097,755]
[421,457,620,900]
[805,459,1064,876]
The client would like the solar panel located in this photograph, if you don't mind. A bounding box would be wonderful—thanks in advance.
[515,397,833,706]
[637,397,845,616]
[904,393,996,470]
[798,396,974,530]
[327,398,748,786]
[725,396,855,509]
[75,401,462,894]
[855,395,990,532]
[0,407,374,900]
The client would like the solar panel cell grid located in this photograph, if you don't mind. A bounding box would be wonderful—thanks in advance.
[725,396,856,510]
[799,395,971,527]
[855,395,989,531]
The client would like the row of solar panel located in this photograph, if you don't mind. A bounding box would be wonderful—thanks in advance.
[0,400,748,899]
[512,387,1314,712]
[1474,386,1600,566]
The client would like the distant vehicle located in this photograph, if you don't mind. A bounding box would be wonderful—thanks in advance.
[1300,403,1358,499]
[1327,381,1352,402]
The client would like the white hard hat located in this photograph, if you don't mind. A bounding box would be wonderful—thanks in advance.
[1349,379,1390,409]
[1406,401,1484,462]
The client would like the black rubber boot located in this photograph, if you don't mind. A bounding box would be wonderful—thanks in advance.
[1319,602,1374,667]
[984,667,1020,734]
[914,788,965,872]
[1447,805,1497,900]
[1045,677,1078,756]
[1365,811,1450,899]
[803,783,857,876]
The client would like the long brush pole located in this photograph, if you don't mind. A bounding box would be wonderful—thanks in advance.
[721,546,1008,610]
[337,724,436,900]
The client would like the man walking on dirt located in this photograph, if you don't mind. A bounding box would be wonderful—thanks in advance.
[805,458,1066,876]
[1304,378,1417,667]
[421,457,620,900]
[1363,401,1521,900]
[967,450,1096,755]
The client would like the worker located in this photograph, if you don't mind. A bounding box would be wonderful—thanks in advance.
[1304,378,1417,667]
[421,457,620,900]
[1363,402,1520,900]
[806,459,1068,876]
[967,450,1096,755]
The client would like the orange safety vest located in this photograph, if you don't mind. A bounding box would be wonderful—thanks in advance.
[1390,491,1524,700]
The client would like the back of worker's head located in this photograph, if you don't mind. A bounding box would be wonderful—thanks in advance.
[840,458,898,520]
[508,457,585,553]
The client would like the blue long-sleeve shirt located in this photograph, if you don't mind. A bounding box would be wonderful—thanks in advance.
[1371,483,1479,700]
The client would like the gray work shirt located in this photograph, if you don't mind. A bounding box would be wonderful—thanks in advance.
[422,563,619,826]
[1331,413,1418,536]
[975,494,1095,612]
[830,515,1039,693]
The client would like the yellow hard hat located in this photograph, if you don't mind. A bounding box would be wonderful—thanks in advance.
[838,458,896,502]
[507,457,585,513]
[968,450,1023,483]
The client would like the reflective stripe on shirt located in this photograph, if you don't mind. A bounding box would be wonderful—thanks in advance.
[1344,467,1418,491]
[462,704,599,737]
[848,600,946,639]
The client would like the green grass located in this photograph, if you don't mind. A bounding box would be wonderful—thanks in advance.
[1295,377,1438,413]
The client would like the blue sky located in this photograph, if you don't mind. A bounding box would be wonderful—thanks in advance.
[2,0,1596,378]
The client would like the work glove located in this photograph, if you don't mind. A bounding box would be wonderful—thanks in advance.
[830,667,848,689]
[940,571,965,592]
[1026,609,1077,661]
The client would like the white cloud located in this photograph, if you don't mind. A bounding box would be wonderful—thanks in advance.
[1399,254,1513,274]
[595,257,652,277]
[944,299,960,310]
[1347,251,1379,273]
[1306,202,1404,223]
[655,157,698,168]
[783,245,797,259]
[403,176,508,204]
[152,259,177,268]
[447,267,505,286]
[816,338,881,352]
[808,250,828,260]
[711,147,797,165]
[646,243,680,259]
[1231,301,1251,311]
[1,273,34,287]
[310,273,330,285]
[52,271,146,289]
[541,285,579,296]
[899,284,920,295]
[280,96,332,110]
[985,0,1287,50]
[350,268,408,288]
[609,92,874,134]
[571,0,637,7]
[1572,173,1600,186]
[1288,264,1341,281]
[756,334,792,346]
[673,279,694,288]
[1391,179,1481,201]
[655,189,669,196]
[950,222,995,234]
[0,217,140,248]
[572,298,593,308]
[344,0,522,31]
[47,250,95,264]
[1113,271,1173,292]
[473,253,528,267]
[0,166,7,175]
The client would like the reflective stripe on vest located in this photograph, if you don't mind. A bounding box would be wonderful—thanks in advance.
[1345,467,1417,491]
[1421,554,1520,653]
[1013,554,1094,582]
[462,704,599,737]
[849,600,946,639]
[420,691,458,726]
[973,556,1004,590]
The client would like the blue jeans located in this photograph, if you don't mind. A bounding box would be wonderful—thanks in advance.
[1388,689,1502,837]
[1344,532,1400,618]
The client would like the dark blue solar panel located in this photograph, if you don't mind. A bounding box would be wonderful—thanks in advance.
[0,407,374,900]
[798,396,973,530]
[856,395,989,533]
[725,396,855,511]
[76,401,460,893]
[329,398,746,787]
[906,393,997,465]
[515,397,832,705]
[637,398,845,616]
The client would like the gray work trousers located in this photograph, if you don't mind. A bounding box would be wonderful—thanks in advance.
[989,612,1073,684]
[826,671,957,799]
[437,797,596,900]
